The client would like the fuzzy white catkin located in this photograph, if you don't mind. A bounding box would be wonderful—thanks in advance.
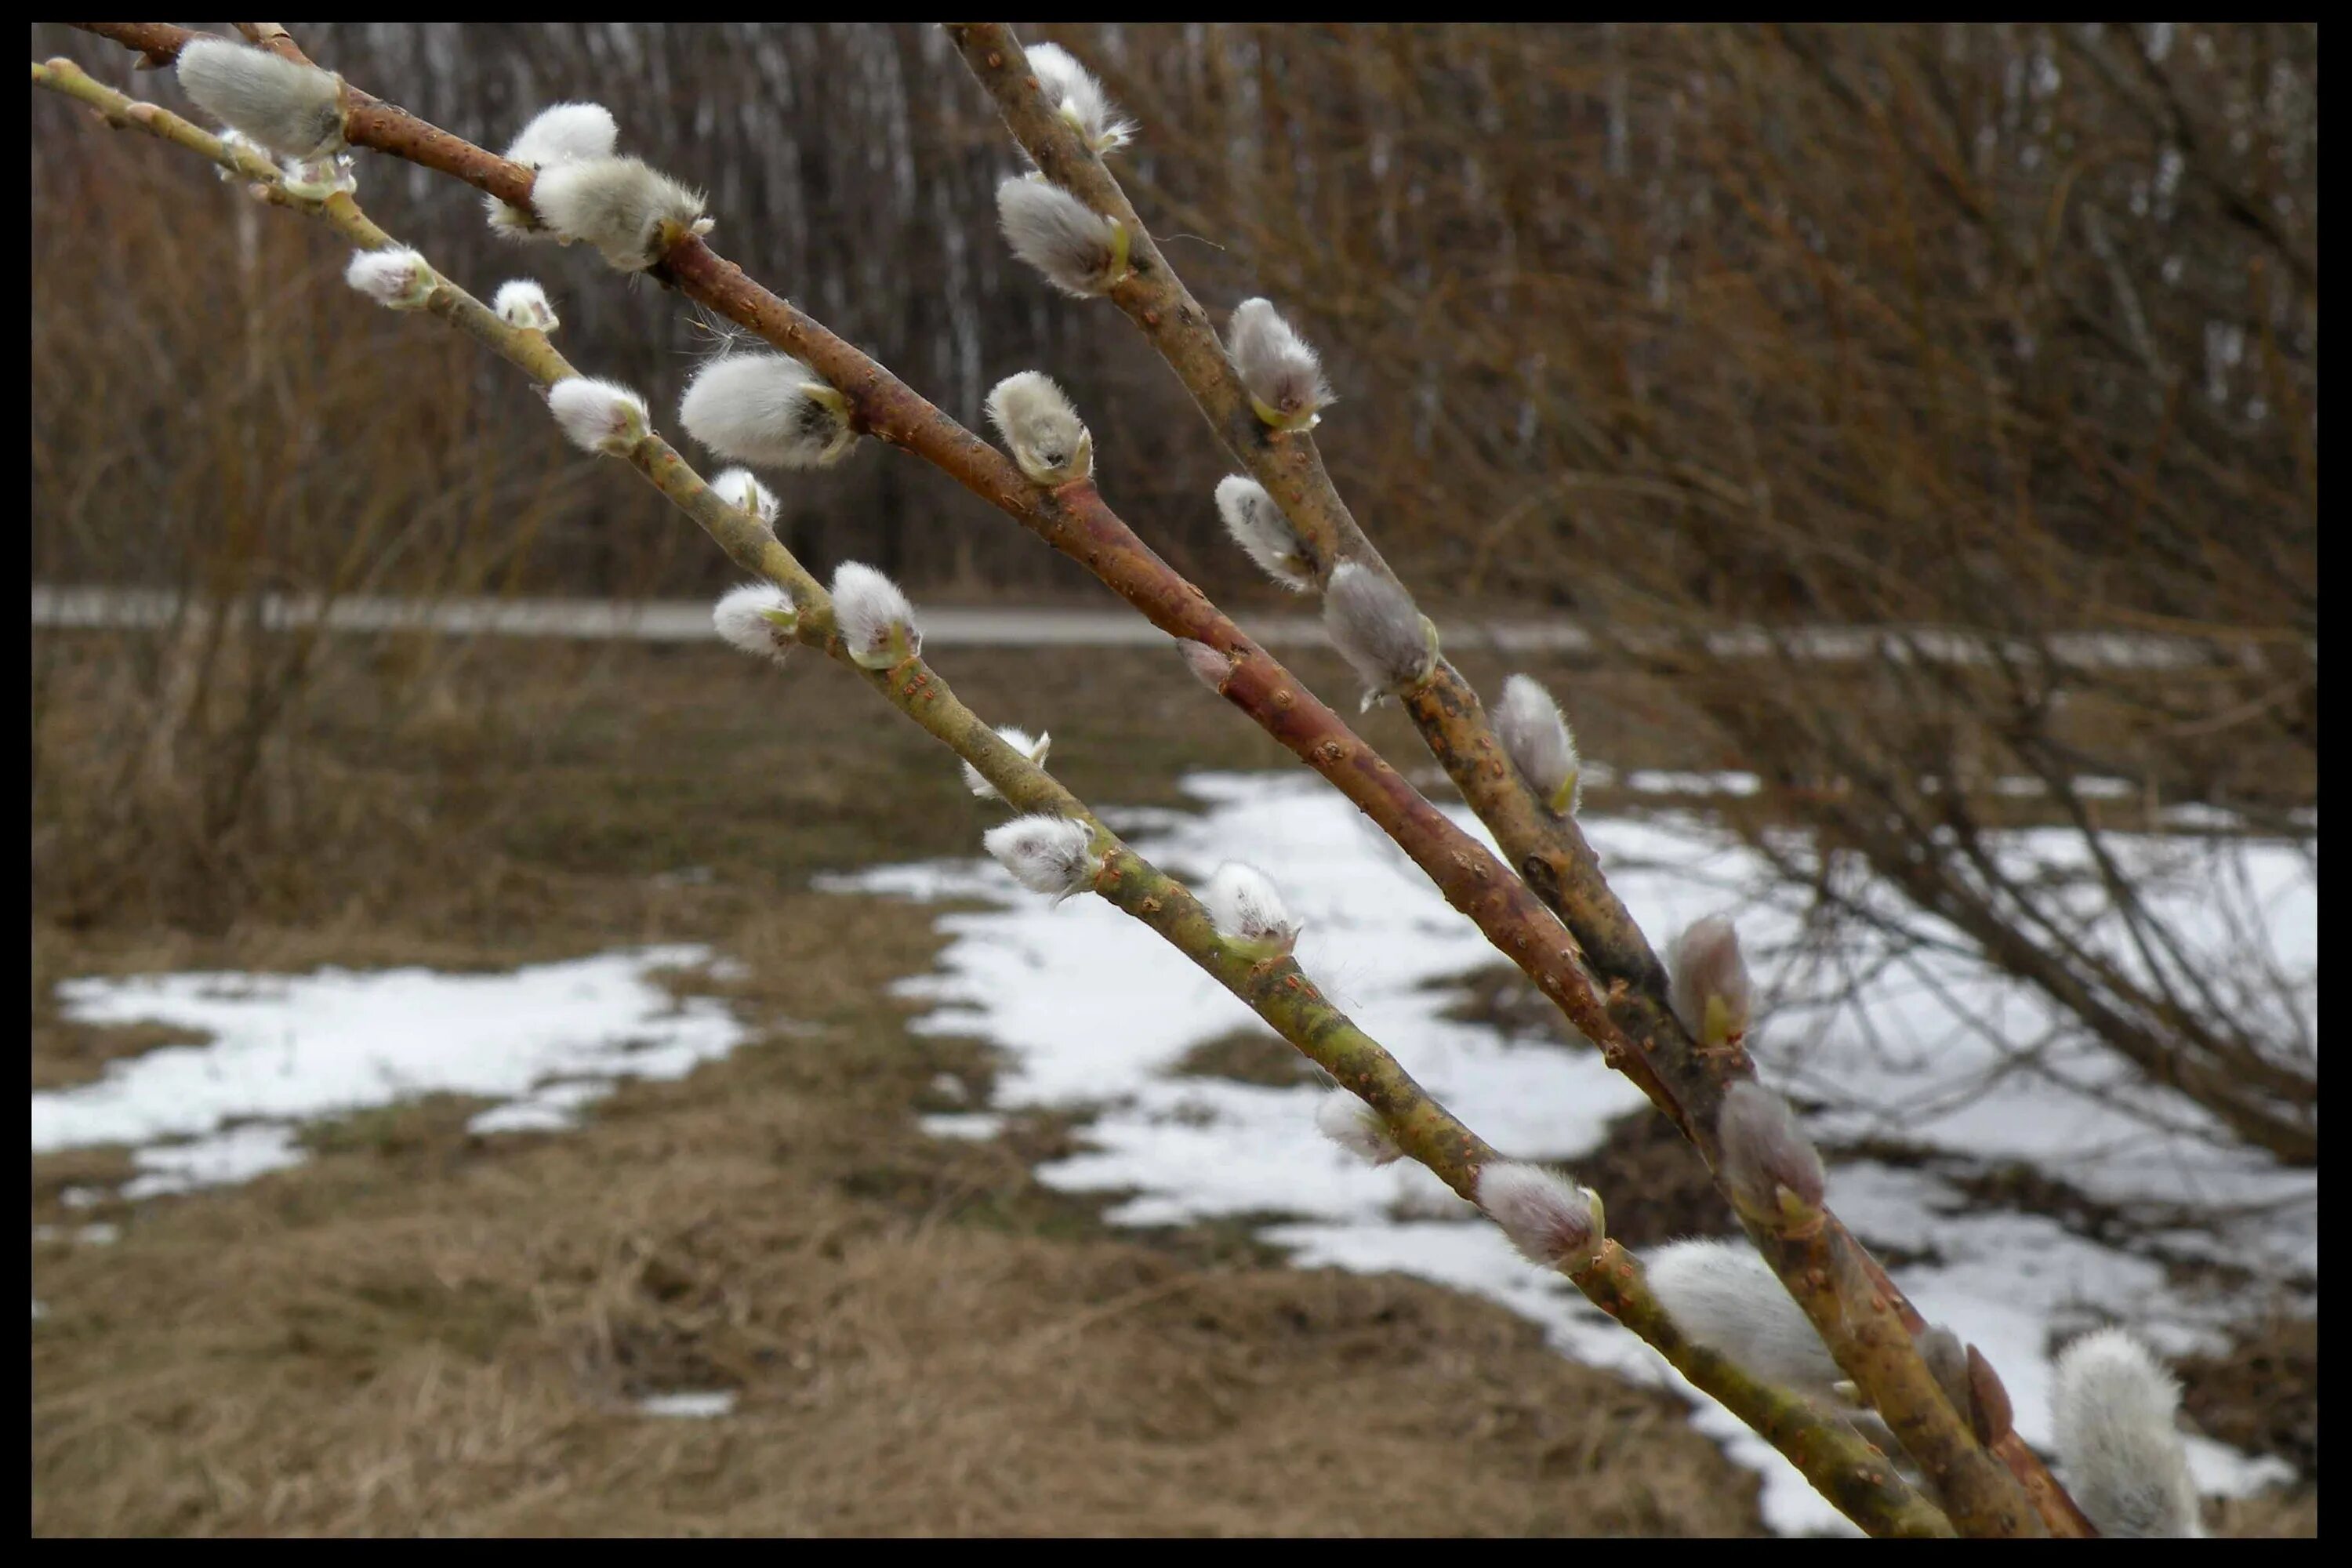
[492,279,559,332]
[1178,639,1229,695]
[1495,674,1581,814]
[1475,1162,1602,1268]
[679,354,855,470]
[279,151,356,200]
[1314,1091,1402,1167]
[709,467,779,525]
[962,726,1051,803]
[488,102,620,238]
[176,37,344,160]
[1645,1239,1846,1403]
[1669,914,1753,1049]
[829,561,920,669]
[1323,563,1435,697]
[2051,1329,2205,1538]
[1199,862,1300,950]
[985,372,1093,485]
[528,156,707,271]
[1021,42,1135,154]
[1716,1080,1827,1218]
[546,378,648,456]
[982,814,1100,902]
[996,177,1128,298]
[1227,298,1333,431]
[710,583,798,664]
[1214,476,1315,592]
[343,248,435,311]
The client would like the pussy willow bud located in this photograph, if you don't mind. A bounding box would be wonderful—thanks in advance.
[1178,638,1231,695]
[1494,673,1581,815]
[1475,1161,1605,1269]
[2051,1328,2205,1538]
[829,561,920,670]
[1716,1080,1827,1227]
[962,726,1052,803]
[1314,1091,1403,1167]
[546,378,650,456]
[343,247,436,311]
[1227,298,1334,432]
[982,814,1102,903]
[1022,42,1135,154]
[529,155,710,271]
[492,279,560,333]
[279,151,355,201]
[709,468,779,526]
[1214,476,1316,593]
[175,36,344,160]
[1668,914,1752,1050]
[678,353,856,470]
[1645,1239,1845,1403]
[488,102,619,238]
[710,583,798,665]
[1199,862,1301,956]
[985,372,1093,486]
[1324,563,1436,706]
[996,176,1131,298]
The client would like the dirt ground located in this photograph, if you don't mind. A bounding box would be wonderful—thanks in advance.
[29,632,2315,1536]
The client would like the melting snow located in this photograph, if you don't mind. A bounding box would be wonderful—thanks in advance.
[32,946,750,1199]
[826,771,2314,1536]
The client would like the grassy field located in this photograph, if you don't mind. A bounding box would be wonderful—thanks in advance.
[29,630,2315,1536]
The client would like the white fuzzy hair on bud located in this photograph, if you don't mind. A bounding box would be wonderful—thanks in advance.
[343,247,437,311]
[829,561,921,670]
[1214,477,1316,592]
[710,583,799,665]
[1669,914,1753,1050]
[175,36,345,161]
[488,103,620,238]
[211,127,257,182]
[962,726,1052,803]
[1314,1091,1402,1167]
[1646,1239,1846,1403]
[709,467,779,525]
[1227,298,1333,432]
[982,814,1102,903]
[2050,1328,2205,1539]
[1475,1162,1605,1269]
[1021,42,1136,154]
[1178,639,1230,695]
[1324,563,1436,705]
[528,155,709,272]
[1716,1080,1827,1225]
[996,176,1131,299]
[985,371,1094,486]
[492,279,559,333]
[678,353,856,470]
[1200,862,1301,954]
[1495,674,1581,815]
[280,151,356,201]
[546,377,649,456]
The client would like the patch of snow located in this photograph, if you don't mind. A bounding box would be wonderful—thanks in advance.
[828,770,2315,1537]
[918,1112,1007,1142]
[33,946,752,1200]
[637,1389,737,1418]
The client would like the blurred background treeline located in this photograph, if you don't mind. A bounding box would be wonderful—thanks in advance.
[31,23,2316,615]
